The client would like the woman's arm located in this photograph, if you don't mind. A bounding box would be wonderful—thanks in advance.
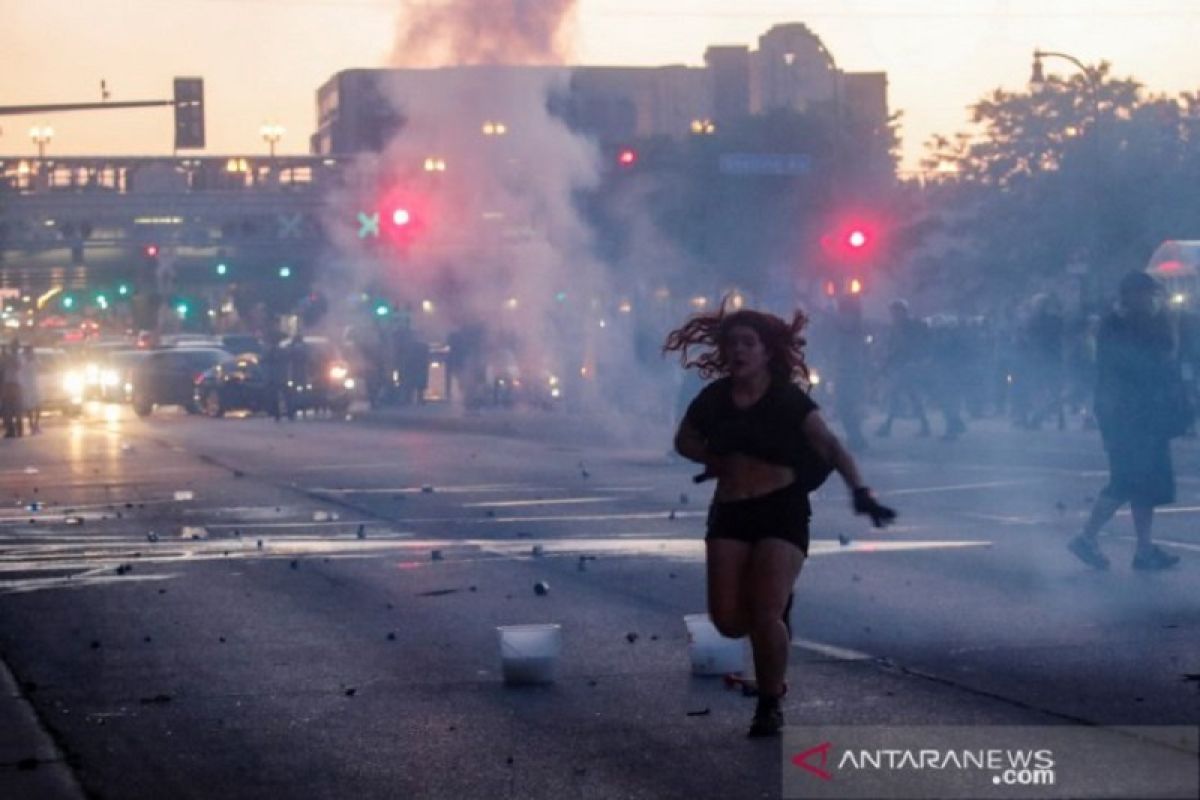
[801,411,865,491]
[803,411,896,526]
[674,419,725,475]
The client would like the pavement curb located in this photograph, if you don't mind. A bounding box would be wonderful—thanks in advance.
[0,655,88,800]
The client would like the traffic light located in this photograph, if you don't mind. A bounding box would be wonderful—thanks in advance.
[374,302,390,317]
[174,77,205,150]
[61,295,75,310]
[820,219,881,263]
[118,284,130,296]
[278,266,292,279]
[176,300,190,318]
[144,244,159,259]
[617,148,638,168]
[216,263,228,276]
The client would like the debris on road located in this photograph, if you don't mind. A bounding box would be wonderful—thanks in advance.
[417,588,459,597]
[115,564,133,575]
[685,708,711,717]
[431,549,444,561]
[838,534,852,546]
[531,544,544,557]
[421,485,435,494]
[313,510,331,522]
[387,632,396,641]
[625,632,639,644]
[290,559,299,570]
[533,581,550,596]
[181,526,207,540]
[174,490,194,501]
[64,516,84,526]
[344,688,357,697]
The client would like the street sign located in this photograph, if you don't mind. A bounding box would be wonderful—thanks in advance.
[719,153,812,176]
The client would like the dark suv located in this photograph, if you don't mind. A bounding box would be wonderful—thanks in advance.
[130,348,231,417]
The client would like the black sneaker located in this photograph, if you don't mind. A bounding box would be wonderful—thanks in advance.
[1132,546,1180,571]
[1067,536,1110,570]
[747,696,784,738]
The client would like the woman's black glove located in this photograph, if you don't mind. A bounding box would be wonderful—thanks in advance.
[852,487,896,528]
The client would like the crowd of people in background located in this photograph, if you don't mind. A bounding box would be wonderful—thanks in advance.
[806,287,1199,449]
[0,340,41,438]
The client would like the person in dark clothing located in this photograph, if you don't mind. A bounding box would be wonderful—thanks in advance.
[830,294,870,451]
[876,299,931,437]
[261,337,288,421]
[1,341,24,438]
[1068,272,1184,571]
[665,303,895,738]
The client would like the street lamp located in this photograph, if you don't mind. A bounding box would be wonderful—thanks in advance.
[29,125,54,159]
[1030,49,1099,113]
[260,123,285,158]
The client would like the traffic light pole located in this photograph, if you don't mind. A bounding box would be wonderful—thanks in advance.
[0,100,175,116]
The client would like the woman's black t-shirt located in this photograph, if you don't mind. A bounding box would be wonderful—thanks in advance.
[683,377,824,485]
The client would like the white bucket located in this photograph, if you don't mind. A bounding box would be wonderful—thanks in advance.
[497,623,562,685]
[684,613,747,676]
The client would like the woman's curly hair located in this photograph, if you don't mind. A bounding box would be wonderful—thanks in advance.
[662,298,809,385]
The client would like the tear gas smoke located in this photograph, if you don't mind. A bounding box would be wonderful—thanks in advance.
[319,0,683,433]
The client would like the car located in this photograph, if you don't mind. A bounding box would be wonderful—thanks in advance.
[129,347,231,417]
[193,352,281,418]
[33,348,85,417]
[68,341,140,401]
[278,337,356,415]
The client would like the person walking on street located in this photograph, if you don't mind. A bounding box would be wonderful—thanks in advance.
[1,341,24,438]
[665,302,896,737]
[875,299,932,438]
[19,345,40,434]
[1068,272,1186,571]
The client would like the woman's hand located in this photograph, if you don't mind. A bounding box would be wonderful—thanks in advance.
[852,487,897,528]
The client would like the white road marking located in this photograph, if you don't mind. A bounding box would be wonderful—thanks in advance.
[1116,535,1200,553]
[308,484,567,495]
[791,638,875,661]
[462,497,619,509]
[886,480,1031,497]
[200,520,386,530]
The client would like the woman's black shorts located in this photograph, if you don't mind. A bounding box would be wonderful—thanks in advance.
[705,482,810,555]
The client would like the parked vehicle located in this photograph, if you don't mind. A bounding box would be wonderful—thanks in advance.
[193,353,279,418]
[279,337,356,415]
[35,348,85,417]
[130,348,231,417]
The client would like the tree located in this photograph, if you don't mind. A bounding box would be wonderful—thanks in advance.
[916,65,1200,310]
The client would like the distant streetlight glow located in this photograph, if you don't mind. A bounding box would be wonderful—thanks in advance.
[29,125,54,159]
[260,122,285,157]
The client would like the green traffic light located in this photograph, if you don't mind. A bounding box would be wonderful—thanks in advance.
[62,296,75,309]
[176,302,189,317]
[278,266,292,278]
[374,304,390,317]
[118,284,129,296]
[216,263,228,276]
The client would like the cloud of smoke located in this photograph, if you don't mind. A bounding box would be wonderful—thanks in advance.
[390,0,578,68]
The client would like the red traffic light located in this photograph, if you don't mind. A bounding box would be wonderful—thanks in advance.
[821,219,881,262]
[617,148,638,167]
[144,244,159,258]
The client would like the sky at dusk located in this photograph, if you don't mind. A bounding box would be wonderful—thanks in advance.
[0,0,1196,171]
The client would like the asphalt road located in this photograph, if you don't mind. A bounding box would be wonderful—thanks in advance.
[1,404,1197,799]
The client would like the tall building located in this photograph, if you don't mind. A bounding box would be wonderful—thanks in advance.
[311,23,887,155]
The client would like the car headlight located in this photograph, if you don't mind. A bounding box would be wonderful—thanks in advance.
[343,378,356,390]
[101,369,119,387]
[84,363,101,384]
[809,370,822,387]
[63,372,85,394]
[329,365,349,381]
